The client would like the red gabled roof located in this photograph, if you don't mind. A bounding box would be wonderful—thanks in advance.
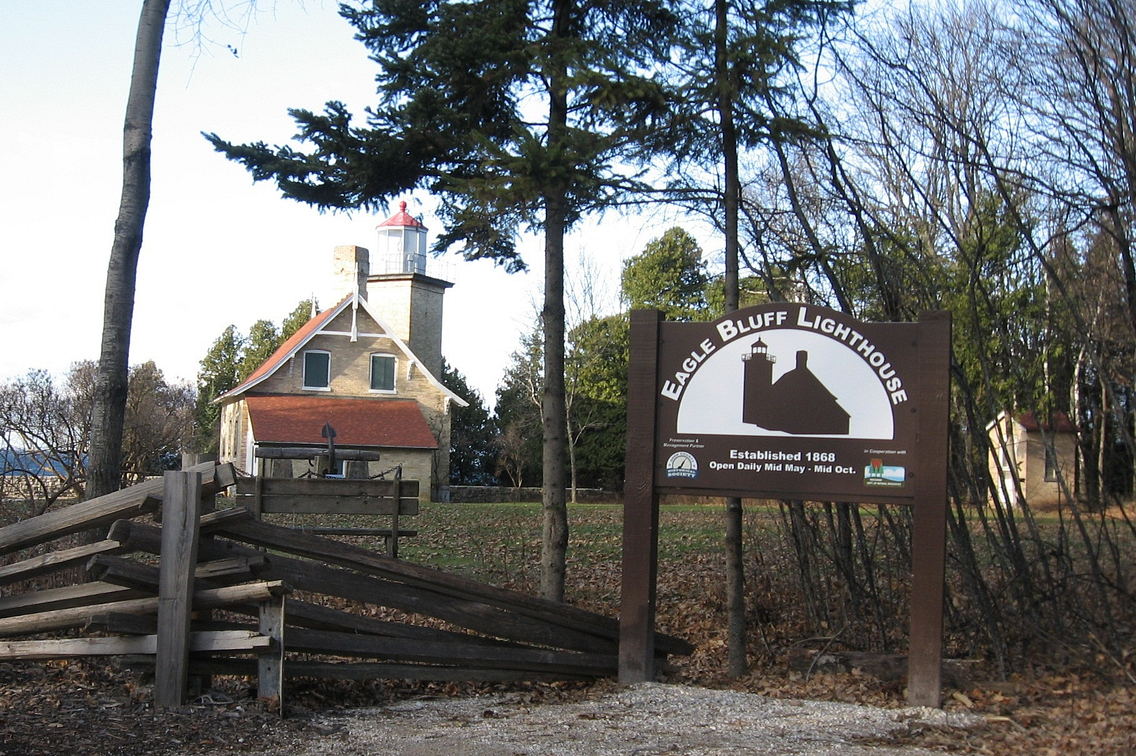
[246,395,438,449]
[220,300,348,400]
[1017,411,1077,434]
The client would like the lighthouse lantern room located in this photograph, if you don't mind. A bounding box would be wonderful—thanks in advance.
[376,200,428,275]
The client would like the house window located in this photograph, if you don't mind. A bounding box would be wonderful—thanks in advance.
[1044,444,1059,482]
[371,353,396,392]
[303,350,331,390]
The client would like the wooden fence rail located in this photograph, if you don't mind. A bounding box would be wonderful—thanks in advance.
[0,463,692,708]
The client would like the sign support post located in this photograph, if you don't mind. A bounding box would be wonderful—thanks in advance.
[619,309,662,683]
[907,311,952,707]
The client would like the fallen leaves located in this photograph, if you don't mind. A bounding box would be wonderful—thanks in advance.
[0,501,1133,754]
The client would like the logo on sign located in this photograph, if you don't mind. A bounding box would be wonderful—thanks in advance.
[665,452,699,479]
[864,458,905,487]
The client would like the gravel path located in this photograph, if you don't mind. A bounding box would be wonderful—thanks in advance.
[273,683,980,756]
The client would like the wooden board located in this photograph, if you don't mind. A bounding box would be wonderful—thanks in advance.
[0,580,290,637]
[225,597,517,647]
[155,471,202,708]
[0,630,272,660]
[130,658,591,683]
[115,520,622,655]
[0,539,125,586]
[0,582,147,618]
[233,476,419,515]
[235,477,419,498]
[285,628,617,676]
[213,517,693,657]
[0,462,236,556]
[89,554,265,591]
[295,528,418,538]
[256,497,419,516]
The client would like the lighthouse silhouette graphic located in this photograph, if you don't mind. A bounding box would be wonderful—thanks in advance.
[741,338,851,435]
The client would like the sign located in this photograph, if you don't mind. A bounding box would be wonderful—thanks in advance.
[653,303,920,503]
[619,305,952,709]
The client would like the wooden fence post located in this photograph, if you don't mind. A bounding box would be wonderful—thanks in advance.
[155,470,202,708]
[390,470,402,558]
[258,596,285,707]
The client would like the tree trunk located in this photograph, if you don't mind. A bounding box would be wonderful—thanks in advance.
[539,0,572,603]
[716,0,747,678]
[541,197,569,601]
[87,0,172,507]
[567,417,578,505]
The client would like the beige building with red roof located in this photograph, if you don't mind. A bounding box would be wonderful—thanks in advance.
[987,410,1078,509]
[215,203,466,499]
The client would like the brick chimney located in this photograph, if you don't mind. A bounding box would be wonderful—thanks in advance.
[332,245,370,301]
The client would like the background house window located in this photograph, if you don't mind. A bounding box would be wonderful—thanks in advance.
[1044,444,1059,481]
[303,350,331,389]
[371,354,396,392]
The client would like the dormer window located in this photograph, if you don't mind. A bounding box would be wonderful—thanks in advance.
[370,353,396,392]
[303,350,331,390]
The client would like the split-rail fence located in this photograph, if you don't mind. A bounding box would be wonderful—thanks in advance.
[0,463,692,708]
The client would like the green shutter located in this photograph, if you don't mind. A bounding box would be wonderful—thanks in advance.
[304,351,330,388]
[371,354,395,391]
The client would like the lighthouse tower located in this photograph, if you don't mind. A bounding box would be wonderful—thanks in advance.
[741,337,776,426]
[366,202,453,378]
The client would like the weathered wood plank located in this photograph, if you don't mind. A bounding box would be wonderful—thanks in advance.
[135,658,590,683]
[0,462,236,556]
[0,630,272,660]
[88,554,265,591]
[388,475,402,558]
[0,582,147,618]
[84,612,158,635]
[0,539,126,587]
[251,553,619,655]
[195,555,267,582]
[0,580,290,637]
[156,471,203,708]
[199,507,255,534]
[295,528,418,538]
[258,597,285,702]
[212,518,692,657]
[285,628,617,676]
[256,497,419,516]
[87,615,258,636]
[280,661,591,683]
[86,555,163,590]
[113,520,620,655]
[235,477,419,499]
[227,597,519,648]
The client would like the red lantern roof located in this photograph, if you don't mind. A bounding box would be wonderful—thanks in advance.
[377,201,426,229]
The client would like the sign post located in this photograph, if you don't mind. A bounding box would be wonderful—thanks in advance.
[619,303,951,706]
[619,309,663,683]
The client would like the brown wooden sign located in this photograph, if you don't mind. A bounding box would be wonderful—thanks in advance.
[620,305,952,709]
[654,303,921,502]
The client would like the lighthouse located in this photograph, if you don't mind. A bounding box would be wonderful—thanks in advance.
[741,337,776,425]
[365,201,453,379]
[741,340,851,435]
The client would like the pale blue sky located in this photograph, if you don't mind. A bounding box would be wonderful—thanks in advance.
[0,1,694,403]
